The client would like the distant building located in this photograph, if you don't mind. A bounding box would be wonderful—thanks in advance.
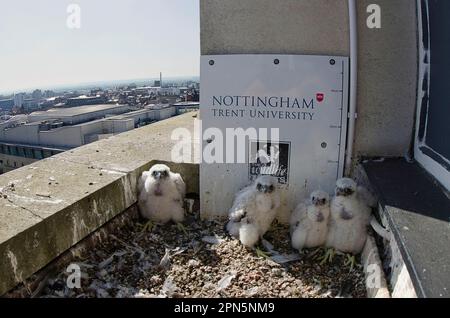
[0,104,177,174]
[13,93,25,107]
[44,90,55,98]
[179,87,189,94]
[172,101,199,114]
[0,143,64,174]
[160,87,181,95]
[32,89,42,100]
[0,99,14,111]
[23,99,40,112]
[66,95,107,107]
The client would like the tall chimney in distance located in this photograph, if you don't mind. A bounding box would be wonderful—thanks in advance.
[160,72,162,88]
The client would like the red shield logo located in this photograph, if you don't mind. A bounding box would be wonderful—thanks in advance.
[316,93,324,103]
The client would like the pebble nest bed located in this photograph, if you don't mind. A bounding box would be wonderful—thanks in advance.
[41,213,367,298]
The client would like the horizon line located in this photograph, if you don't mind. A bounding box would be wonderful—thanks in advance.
[0,74,200,96]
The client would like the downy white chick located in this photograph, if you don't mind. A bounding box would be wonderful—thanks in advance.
[226,175,280,248]
[138,164,186,231]
[290,190,330,250]
[323,178,372,269]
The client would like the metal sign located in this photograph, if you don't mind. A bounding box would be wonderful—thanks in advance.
[200,54,349,221]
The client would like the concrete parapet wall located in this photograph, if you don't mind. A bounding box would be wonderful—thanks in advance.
[0,112,199,295]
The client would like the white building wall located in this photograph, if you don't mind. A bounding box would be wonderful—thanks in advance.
[0,124,40,145]
[39,126,84,148]
[111,119,134,134]
[0,106,177,150]
[158,107,176,120]
[201,0,418,161]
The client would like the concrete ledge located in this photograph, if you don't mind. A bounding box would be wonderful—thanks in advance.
[0,112,199,296]
[361,158,450,298]
[6,205,141,298]
[362,234,390,298]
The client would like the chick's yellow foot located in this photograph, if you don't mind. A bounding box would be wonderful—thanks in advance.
[176,222,188,235]
[255,247,270,259]
[319,248,335,265]
[141,220,155,232]
[309,247,324,260]
[344,254,356,272]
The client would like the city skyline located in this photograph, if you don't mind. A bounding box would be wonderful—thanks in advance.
[0,0,200,94]
[0,75,200,96]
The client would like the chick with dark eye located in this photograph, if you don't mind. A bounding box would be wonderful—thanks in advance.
[336,186,355,197]
[324,177,374,270]
[151,169,170,180]
[256,183,276,194]
[137,164,186,231]
[290,190,331,251]
[226,175,280,249]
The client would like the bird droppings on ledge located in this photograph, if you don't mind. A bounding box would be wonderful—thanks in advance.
[39,214,366,298]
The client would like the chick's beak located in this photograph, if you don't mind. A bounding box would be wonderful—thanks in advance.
[262,185,271,193]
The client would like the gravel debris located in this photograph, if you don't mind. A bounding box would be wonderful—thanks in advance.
[40,212,367,298]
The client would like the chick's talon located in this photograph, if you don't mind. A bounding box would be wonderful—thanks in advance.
[319,247,335,265]
[344,254,356,272]
[141,220,155,232]
[255,247,270,259]
[176,222,188,235]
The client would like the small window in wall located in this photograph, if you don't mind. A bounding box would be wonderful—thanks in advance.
[35,150,44,159]
[25,148,34,158]
[43,150,52,158]
[11,147,18,156]
[415,0,450,190]
[18,147,26,157]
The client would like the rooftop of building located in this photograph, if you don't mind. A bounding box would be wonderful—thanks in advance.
[29,104,129,118]
[67,95,103,100]
[173,101,200,106]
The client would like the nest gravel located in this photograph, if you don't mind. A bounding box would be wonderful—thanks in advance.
[41,213,367,298]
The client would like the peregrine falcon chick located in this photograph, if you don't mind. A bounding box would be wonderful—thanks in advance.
[226,175,281,248]
[290,190,330,251]
[138,164,186,226]
[324,178,373,269]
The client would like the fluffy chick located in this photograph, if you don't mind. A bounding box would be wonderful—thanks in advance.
[138,164,186,224]
[226,175,280,248]
[290,190,331,250]
[326,178,372,255]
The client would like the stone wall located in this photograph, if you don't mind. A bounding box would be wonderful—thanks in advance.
[0,112,199,295]
[201,0,418,161]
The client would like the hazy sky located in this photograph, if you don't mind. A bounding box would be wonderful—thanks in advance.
[0,0,200,94]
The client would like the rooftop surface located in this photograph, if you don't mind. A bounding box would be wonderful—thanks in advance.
[30,104,128,118]
[38,216,366,298]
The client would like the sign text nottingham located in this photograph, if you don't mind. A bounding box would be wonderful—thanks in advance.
[210,95,318,120]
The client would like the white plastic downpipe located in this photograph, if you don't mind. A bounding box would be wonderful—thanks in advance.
[345,0,358,176]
